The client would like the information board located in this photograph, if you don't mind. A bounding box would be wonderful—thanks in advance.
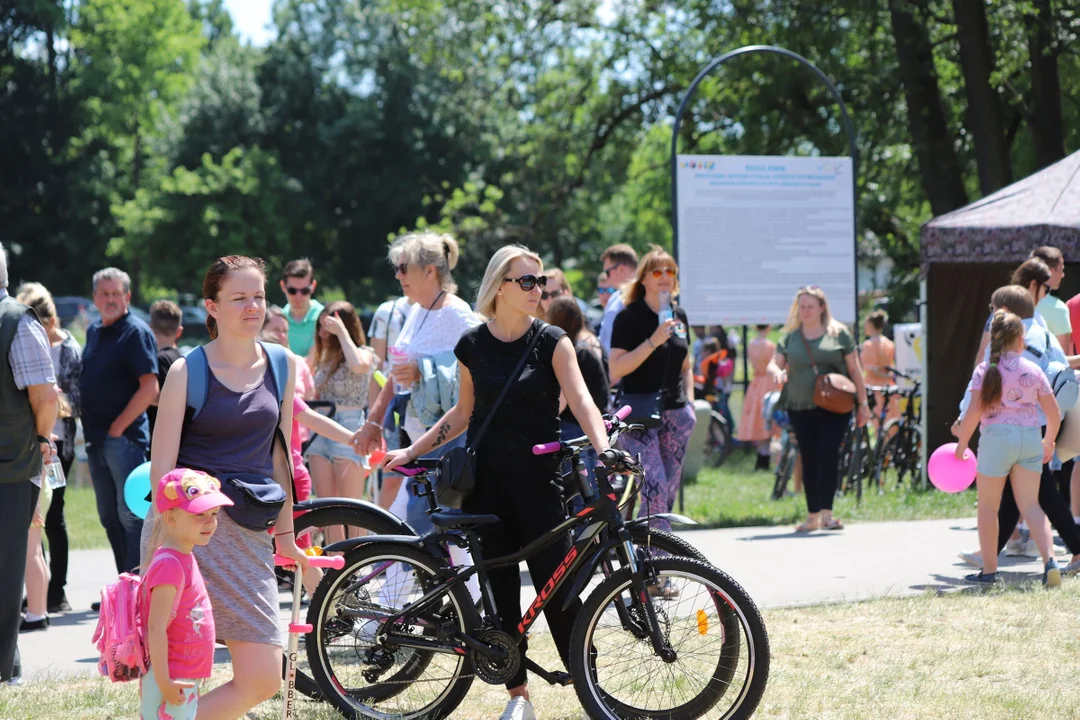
[675,155,856,325]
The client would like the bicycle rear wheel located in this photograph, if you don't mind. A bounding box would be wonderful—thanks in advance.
[286,504,412,702]
[306,541,478,719]
[570,557,769,719]
[771,439,797,500]
[704,414,732,468]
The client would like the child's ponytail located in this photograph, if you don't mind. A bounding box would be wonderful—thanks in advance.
[980,309,1024,407]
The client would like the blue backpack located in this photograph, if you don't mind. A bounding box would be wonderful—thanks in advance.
[182,341,293,530]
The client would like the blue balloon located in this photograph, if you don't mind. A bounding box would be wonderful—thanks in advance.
[124,461,153,519]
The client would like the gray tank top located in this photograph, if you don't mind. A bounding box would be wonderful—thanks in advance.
[177,363,277,476]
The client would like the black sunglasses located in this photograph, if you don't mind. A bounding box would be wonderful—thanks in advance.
[285,285,313,296]
[504,275,548,292]
[393,263,409,276]
[602,265,619,277]
[1043,283,1052,294]
[541,288,565,301]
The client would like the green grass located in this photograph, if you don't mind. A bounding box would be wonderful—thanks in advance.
[64,484,111,551]
[8,583,1080,719]
[680,449,976,529]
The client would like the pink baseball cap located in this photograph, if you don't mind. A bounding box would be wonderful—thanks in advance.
[156,468,234,514]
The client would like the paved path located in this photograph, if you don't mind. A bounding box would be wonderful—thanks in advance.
[17,516,1057,681]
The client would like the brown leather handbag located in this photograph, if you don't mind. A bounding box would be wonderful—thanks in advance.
[800,331,856,414]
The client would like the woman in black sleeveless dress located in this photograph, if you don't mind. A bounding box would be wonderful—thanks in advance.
[383,244,620,720]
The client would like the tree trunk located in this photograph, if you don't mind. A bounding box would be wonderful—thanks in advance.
[1027,0,1065,169]
[952,0,1012,194]
[888,0,969,215]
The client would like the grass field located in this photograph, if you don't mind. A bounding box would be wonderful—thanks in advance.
[6,582,1078,719]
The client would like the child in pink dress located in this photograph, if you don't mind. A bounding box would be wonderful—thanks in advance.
[139,468,233,719]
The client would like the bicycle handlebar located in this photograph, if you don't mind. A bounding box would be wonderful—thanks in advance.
[886,366,915,382]
[533,406,633,456]
[274,554,344,570]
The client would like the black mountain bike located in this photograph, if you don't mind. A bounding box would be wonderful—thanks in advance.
[305,413,770,719]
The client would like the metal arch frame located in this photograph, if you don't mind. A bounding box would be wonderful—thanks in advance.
[669,44,860,334]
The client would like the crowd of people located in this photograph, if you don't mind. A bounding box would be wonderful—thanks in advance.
[0,236,705,720]
[952,246,1080,586]
[9,232,1076,716]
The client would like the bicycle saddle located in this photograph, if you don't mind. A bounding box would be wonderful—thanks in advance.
[429,511,500,530]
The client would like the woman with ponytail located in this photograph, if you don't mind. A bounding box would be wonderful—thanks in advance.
[955,310,1062,586]
[143,256,311,717]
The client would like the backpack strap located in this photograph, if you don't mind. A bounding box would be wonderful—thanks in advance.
[185,346,210,419]
[259,341,290,405]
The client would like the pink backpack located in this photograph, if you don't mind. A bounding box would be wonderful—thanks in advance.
[92,558,183,683]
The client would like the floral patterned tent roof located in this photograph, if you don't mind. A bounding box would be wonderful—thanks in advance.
[920,150,1080,271]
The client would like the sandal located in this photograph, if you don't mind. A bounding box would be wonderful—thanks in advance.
[822,519,845,531]
[794,521,820,533]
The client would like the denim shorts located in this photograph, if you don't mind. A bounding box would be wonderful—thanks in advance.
[306,408,366,464]
[977,424,1043,477]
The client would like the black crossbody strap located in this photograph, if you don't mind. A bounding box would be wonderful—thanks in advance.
[472,321,546,448]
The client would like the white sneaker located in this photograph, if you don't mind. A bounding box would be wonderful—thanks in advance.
[1004,538,1026,556]
[958,550,982,568]
[500,696,537,720]
[1023,540,1068,558]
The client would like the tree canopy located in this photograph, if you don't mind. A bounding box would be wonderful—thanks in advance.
[4,0,1077,320]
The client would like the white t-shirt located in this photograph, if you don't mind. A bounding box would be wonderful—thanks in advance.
[393,294,480,436]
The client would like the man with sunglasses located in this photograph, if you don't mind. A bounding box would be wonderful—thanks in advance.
[597,244,638,355]
[279,258,324,358]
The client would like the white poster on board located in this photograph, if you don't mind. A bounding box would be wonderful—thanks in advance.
[675,155,856,325]
[892,322,923,390]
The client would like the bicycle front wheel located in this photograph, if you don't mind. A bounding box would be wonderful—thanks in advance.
[570,557,769,720]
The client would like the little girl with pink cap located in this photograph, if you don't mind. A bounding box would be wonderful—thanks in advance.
[139,468,233,720]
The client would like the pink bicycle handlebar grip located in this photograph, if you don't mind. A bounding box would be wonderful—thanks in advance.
[614,405,632,421]
[273,554,345,569]
[532,441,561,456]
[396,464,422,476]
[309,555,345,570]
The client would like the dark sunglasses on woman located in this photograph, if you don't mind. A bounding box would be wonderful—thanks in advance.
[504,275,548,292]
[393,262,409,276]
[541,288,565,301]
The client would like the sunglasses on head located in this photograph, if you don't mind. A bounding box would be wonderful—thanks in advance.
[286,285,313,296]
[597,287,617,295]
[504,275,548,292]
[798,285,822,293]
[651,267,677,278]
[541,288,565,301]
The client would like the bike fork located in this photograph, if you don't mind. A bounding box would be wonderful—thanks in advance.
[617,531,676,662]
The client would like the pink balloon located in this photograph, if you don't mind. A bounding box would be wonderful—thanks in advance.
[928,443,977,493]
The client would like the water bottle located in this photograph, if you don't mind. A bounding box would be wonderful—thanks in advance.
[44,458,66,490]
[658,291,674,325]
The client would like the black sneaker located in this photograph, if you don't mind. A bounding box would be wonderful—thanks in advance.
[19,616,49,633]
[48,597,72,614]
[91,601,101,613]
[963,571,1000,585]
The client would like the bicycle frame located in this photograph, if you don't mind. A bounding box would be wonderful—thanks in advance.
[331,466,676,674]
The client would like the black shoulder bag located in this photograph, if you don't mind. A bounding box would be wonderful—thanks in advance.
[435,324,546,508]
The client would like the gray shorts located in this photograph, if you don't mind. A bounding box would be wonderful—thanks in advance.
[976,424,1043,477]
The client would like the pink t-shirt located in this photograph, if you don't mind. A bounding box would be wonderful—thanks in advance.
[291,396,312,501]
[140,548,214,680]
[970,353,1052,428]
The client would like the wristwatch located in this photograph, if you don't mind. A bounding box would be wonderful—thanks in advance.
[37,435,53,446]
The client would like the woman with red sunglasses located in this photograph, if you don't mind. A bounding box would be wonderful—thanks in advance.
[609,246,696,536]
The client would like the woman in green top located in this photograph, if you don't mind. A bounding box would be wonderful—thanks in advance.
[769,287,870,532]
